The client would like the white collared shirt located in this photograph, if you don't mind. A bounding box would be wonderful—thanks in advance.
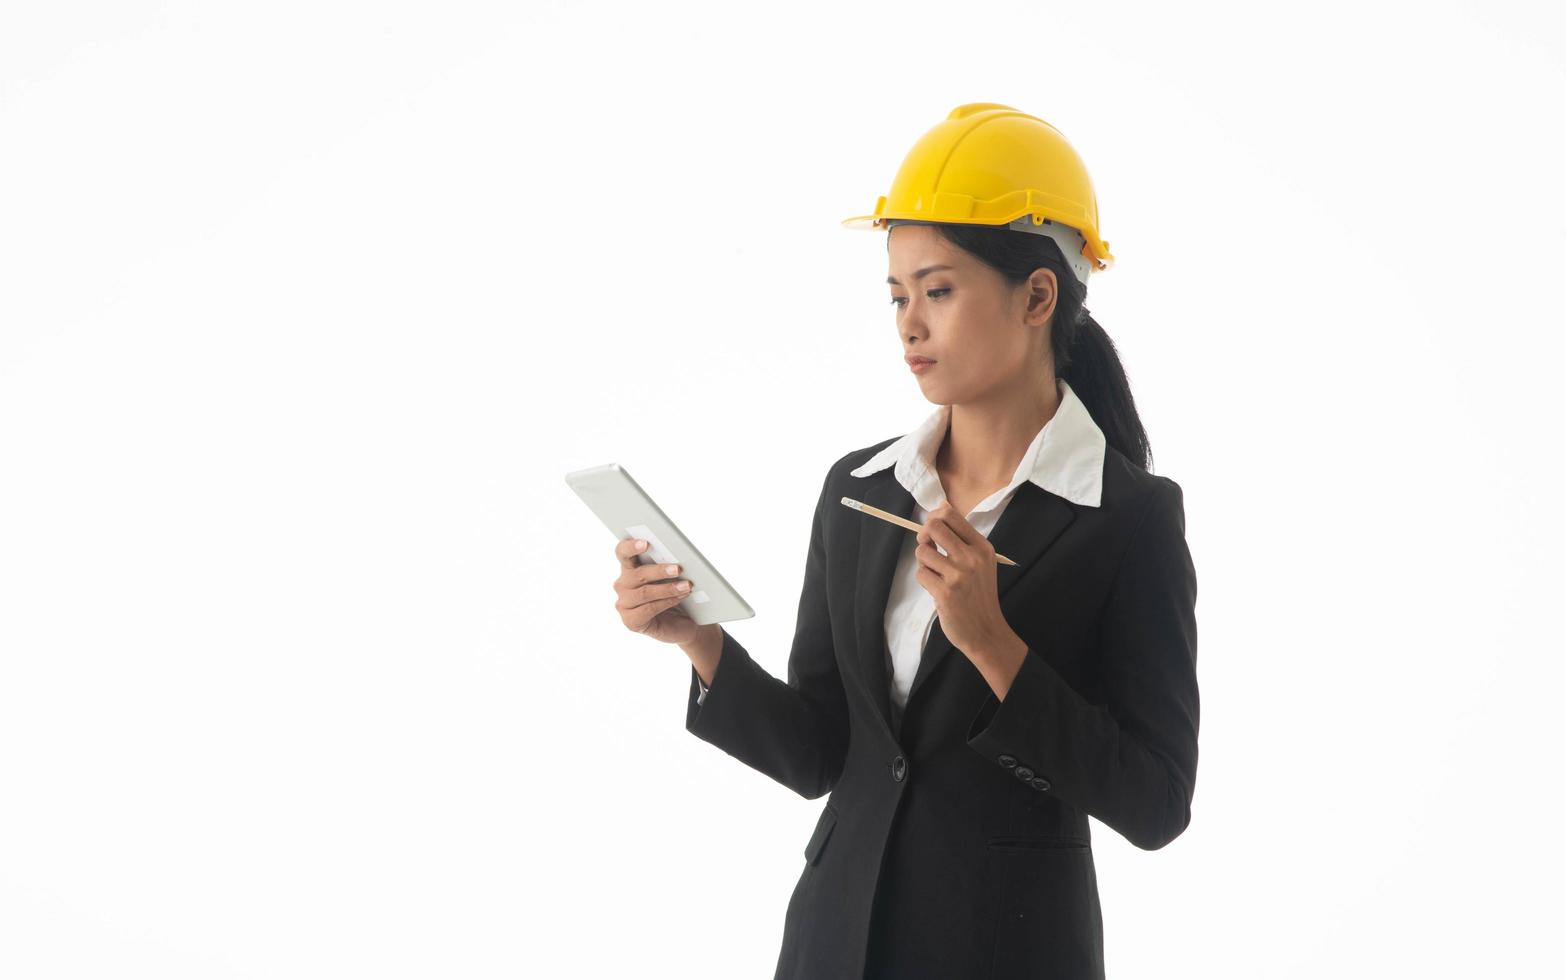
[696,378,1106,711]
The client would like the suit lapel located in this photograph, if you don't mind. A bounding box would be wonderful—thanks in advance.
[904,480,1077,710]
[852,473,915,738]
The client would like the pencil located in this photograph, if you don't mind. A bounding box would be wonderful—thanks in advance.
[839,497,1018,566]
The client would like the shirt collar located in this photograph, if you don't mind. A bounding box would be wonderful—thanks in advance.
[847,378,1106,511]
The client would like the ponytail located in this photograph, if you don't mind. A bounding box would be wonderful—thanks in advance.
[1056,306,1153,474]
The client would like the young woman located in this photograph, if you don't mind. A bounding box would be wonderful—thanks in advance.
[612,103,1199,980]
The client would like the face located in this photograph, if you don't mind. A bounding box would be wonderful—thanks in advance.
[886,224,1058,403]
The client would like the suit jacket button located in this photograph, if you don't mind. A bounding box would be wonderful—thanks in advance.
[997,754,1017,768]
[1014,766,1035,781]
[891,755,907,782]
[1030,777,1050,791]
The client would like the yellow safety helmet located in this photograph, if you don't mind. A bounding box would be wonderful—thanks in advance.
[841,102,1114,288]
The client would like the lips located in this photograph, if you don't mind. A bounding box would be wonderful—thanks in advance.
[905,355,937,366]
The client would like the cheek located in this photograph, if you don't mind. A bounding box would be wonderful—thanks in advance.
[950,319,1012,367]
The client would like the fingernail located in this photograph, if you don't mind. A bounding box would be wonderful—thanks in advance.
[666,564,679,576]
[635,540,646,550]
[678,581,691,591]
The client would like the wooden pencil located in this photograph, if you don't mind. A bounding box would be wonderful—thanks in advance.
[838,496,1018,566]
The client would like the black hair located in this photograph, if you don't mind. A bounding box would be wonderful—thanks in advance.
[890,222,1153,472]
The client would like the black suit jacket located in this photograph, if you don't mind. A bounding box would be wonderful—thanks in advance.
[684,436,1199,980]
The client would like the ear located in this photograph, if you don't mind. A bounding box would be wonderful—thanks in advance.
[1023,267,1058,327]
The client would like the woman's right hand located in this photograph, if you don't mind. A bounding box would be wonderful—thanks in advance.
[613,537,700,646]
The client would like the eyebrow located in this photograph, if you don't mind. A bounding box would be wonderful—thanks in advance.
[886,264,955,286]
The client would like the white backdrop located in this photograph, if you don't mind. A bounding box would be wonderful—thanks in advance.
[3,2,1563,977]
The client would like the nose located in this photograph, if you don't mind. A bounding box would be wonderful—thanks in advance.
[898,292,935,334]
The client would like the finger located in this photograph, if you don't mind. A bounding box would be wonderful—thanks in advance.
[631,591,690,629]
[613,561,682,600]
[622,579,692,612]
[616,536,652,571]
[922,517,962,560]
[915,563,945,596]
[638,561,682,586]
[933,510,991,558]
[640,578,692,607]
[938,507,981,547]
[915,539,954,577]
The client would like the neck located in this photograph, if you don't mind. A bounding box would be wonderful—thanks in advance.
[937,375,1062,489]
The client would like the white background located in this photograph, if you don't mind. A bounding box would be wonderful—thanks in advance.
[3,1,1563,977]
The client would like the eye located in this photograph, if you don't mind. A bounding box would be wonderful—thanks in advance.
[889,288,950,308]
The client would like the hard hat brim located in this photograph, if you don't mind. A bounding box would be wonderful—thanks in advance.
[840,211,1115,276]
[839,214,885,230]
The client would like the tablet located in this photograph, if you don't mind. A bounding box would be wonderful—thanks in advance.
[565,462,755,626]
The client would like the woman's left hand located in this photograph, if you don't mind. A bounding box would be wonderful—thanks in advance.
[915,501,1015,663]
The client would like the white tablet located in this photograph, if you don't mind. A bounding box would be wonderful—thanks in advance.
[565,462,755,626]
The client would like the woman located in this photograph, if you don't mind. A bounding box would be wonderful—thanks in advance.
[612,103,1199,980]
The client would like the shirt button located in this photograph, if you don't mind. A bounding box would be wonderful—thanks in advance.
[1014,766,1035,781]
[1030,777,1051,791]
[891,755,907,782]
[997,754,1017,768]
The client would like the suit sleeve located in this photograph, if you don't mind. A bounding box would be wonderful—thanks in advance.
[965,477,1200,850]
[683,466,848,801]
